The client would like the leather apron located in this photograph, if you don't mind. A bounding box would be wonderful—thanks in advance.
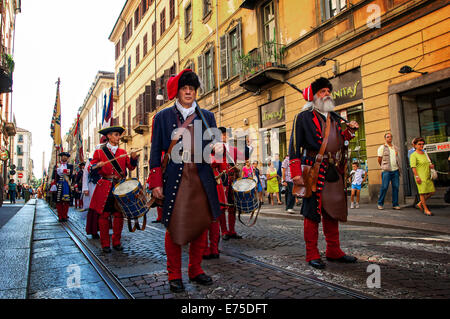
[321,119,348,222]
[168,119,212,246]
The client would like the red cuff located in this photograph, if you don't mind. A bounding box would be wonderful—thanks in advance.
[343,128,355,141]
[289,158,302,177]
[148,166,163,189]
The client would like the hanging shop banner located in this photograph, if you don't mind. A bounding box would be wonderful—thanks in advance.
[330,68,363,106]
[0,149,9,161]
[260,98,285,128]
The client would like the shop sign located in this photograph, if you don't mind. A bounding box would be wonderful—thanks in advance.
[424,141,450,154]
[0,149,9,161]
[330,68,363,106]
[260,98,285,128]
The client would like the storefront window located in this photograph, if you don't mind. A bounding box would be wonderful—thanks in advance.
[402,86,450,190]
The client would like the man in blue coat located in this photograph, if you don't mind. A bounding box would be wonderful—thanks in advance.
[148,69,222,293]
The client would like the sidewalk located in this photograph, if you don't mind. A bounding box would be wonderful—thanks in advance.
[258,199,450,235]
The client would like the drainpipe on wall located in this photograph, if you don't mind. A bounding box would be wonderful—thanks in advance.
[215,0,221,126]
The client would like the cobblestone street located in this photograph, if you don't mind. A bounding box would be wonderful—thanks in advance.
[63,204,450,299]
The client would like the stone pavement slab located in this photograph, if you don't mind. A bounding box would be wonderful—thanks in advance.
[0,200,36,298]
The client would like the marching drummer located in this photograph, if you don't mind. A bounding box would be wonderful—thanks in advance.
[88,126,139,253]
[51,151,75,222]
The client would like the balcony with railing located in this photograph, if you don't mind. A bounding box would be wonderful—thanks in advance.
[133,113,149,135]
[239,42,288,93]
[0,44,14,94]
[120,125,133,143]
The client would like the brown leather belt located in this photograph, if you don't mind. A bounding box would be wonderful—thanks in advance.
[305,150,342,164]
[102,175,121,183]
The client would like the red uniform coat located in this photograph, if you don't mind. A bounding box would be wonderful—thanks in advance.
[88,147,137,214]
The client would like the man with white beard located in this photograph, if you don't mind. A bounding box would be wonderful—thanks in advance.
[288,77,359,269]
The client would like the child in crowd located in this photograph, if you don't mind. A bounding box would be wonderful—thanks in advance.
[348,162,367,209]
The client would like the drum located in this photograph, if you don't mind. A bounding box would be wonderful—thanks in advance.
[112,178,149,220]
[232,178,259,214]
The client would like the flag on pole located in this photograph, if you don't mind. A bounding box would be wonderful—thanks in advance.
[73,113,84,165]
[50,78,62,151]
[101,92,107,128]
[103,87,114,128]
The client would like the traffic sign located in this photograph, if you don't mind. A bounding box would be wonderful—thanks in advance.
[18,173,23,178]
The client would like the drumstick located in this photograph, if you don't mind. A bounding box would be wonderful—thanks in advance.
[95,150,141,167]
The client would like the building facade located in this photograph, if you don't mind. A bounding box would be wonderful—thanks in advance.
[178,0,449,203]
[12,127,32,185]
[78,71,115,160]
[0,0,20,189]
[102,0,449,203]
[109,0,179,187]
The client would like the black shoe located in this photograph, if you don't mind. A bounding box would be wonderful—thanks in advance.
[58,219,63,222]
[169,279,185,293]
[151,220,161,223]
[189,273,213,286]
[326,255,357,263]
[222,234,231,241]
[209,254,220,259]
[230,233,242,239]
[102,247,112,253]
[308,259,326,269]
[92,234,100,239]
[113,245,123,251]
[203,254,212,260]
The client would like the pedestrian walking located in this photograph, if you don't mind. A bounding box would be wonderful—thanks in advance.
[252,161,264,205]
[23,185,31,202]
[282,155,295,213]
[410,137,435,216]
[377,132,401,210]
[266,162,282,205]
[8,179,17,204]
[348,162,366,209]
[289,77,359,269]
[73,163,85,210]
[148,69,222,293]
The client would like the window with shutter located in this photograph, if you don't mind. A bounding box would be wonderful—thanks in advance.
[163,69,170,101]
[197,55,205,95]
[160,8,166,36]
[135,8,140,29]
[128,56,132,75]
[229,21,242,78]
[152,22,156,46]
[144,85,151,113]
[136,44,140,66]
[220,35,228,82]
[150,80,156,111]
[142,0,147,15]
[205,48,214,92]
[143,33,148,56]
[185,3,192,38]
[128,106,131,133]
[170,0,175,24]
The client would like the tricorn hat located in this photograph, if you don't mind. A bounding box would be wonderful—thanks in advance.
[59,152,71,157]
[98,126,125,136]
[167,69,201,100]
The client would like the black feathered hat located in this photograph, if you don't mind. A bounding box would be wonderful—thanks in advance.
[311,77,333,96]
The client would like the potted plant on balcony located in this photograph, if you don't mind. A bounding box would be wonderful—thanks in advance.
[0,53,14,93]
[238,53,252,79]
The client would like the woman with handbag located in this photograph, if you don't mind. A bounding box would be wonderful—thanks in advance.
[410,137,435,216]
[266,162,282,205]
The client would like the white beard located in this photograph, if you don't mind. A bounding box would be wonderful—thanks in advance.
[313,95,335,113]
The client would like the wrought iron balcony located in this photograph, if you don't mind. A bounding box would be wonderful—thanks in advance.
[133,113,149,135]
[0,45,14,93]
[239,42,288,93]
[120,125,132,143]
[239,0,264,10]
[4,122,16,137]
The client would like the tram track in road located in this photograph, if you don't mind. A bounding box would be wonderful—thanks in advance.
[46,206,134,299]
[144,224,373,299]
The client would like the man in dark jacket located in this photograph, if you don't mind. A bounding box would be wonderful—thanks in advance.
[148,69,221,293]
[289,77,359,269]
[52,152,74,222]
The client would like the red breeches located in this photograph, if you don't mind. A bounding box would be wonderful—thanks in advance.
[165,229,207,281]
[218,206,236,235]
[204,220,220,255]
[56,202,69,220]
[98,211,123,248]
[303,214,345,262]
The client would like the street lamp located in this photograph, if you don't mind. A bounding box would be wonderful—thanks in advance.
[398,65,428,75]
[315,57,340,75]
[156,88,164,101]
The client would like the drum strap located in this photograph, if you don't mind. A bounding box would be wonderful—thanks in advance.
[238,205,261,227]
[101,145,125,180]
[127,214,147,232]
